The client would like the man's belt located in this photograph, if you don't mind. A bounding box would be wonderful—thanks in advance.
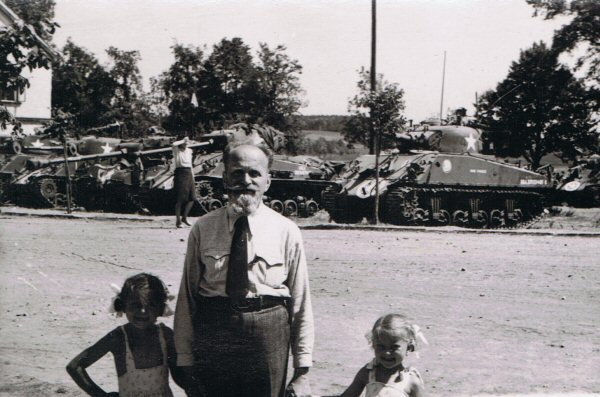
[198,295,290,313]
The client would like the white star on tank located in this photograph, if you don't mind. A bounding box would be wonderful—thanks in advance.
[465,133,477,151]
[101,142,113,153]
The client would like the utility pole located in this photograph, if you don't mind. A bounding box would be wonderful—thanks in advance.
[61,135,72,214]
[371,0,380,224]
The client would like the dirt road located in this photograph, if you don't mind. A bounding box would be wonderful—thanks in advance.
[0,214,599,396]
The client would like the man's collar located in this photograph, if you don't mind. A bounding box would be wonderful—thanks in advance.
[226,202,266,233]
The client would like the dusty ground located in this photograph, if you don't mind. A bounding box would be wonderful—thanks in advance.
[0,209,599,396]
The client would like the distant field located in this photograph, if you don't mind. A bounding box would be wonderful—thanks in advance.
[300,130,369,161]
[301,129,345,141]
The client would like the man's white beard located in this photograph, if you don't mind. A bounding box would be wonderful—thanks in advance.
[228,191,262,216]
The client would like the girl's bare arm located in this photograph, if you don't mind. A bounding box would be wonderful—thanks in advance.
[340,366,368,397]
[66,331,118,397]
[409,368,425,397]
[163,326,188,390]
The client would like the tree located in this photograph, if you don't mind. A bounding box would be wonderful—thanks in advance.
[0,0,57,133]
[527,0,600,84]
[478,41,595,168]
[196,37,257,130]
[52,40,115,132]
[52,42,158,136]
[154,38,306,139]
[252,43,304,131]
[105,47,149,136]
[343,68,407,151]
[4,0,58,41]
[157,44,205,135]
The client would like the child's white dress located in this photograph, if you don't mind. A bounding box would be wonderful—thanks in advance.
[364,359,423,397]
[118,324,174,397]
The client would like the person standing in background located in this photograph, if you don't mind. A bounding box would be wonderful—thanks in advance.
[172,137,196,228]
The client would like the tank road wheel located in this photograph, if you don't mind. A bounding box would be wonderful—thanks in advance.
[513,209,523,223]
[489,209,504,228]
[270,199,284,214]
[283,199,298,217]
[208,199,223,211]
[412,208,427,225]
[452,210,468,227]
[10,140,22,154]
[305,199,319,217]
[67,142,79,156]
[506,209,523,226]
[472,210,489,229]
[436,209,451,226]
[39,178,58,203]
[195,181,214,200]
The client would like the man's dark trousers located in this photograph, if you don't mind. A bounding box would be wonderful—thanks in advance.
[193,300,290,397]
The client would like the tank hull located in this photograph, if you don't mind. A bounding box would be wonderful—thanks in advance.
[322,152,551,228]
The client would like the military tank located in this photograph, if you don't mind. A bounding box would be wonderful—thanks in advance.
[321,124,552,228]
[0,127,137,207]
[191,153,340,218]
[1,146,137,208]
[68,138,218,213]
[0,136,206,210]
[138,124,342,218]
[555,155,600,207]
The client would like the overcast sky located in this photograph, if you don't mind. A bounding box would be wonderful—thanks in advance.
[52,0,568,122]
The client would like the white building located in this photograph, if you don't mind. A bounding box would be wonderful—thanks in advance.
[0,0,59,136]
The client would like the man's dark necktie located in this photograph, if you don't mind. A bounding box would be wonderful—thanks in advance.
[226,216,249,300]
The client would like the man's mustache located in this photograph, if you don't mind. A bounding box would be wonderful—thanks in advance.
[225,184,259,193]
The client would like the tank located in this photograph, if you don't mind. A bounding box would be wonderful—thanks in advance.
[0,134,188,210]
[139,124,341,218]
[74,138,219,214]
[192,153,341,218]
[1,148,129,208]
[321,124,552,228]
[555,155,600,207]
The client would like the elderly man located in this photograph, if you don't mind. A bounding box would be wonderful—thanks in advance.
[174,143,314,397]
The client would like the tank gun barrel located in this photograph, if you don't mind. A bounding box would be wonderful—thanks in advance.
[26,140,214,169]
[131,140,213,156]
[28,150,128,168]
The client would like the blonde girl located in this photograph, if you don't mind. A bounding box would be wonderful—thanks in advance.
[341,314,427,397]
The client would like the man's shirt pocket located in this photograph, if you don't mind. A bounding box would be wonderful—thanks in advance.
[253,252,286,288]
[200,248,229,282]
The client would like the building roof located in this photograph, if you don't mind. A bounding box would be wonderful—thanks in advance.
[0,0,60,62]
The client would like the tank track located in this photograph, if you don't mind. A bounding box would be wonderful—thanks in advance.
[194,178,324,218]
[8,177,63,209]
[382,185,546,229]
[321,185,371,224]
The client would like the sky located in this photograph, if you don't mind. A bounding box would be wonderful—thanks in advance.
[52,0,568,122]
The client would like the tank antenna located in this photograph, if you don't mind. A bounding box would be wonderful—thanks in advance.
[439,51,446,125]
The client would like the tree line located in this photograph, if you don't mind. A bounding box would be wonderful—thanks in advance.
[51,38,305,141]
